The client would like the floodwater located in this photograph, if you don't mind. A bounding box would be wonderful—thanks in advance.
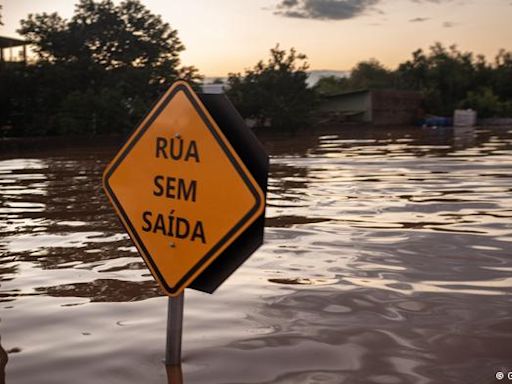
[0,126,511,384]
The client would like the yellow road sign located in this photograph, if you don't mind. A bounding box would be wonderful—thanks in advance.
[103,81,265,296]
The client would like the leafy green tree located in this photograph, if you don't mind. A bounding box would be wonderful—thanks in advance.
[6,0,200,136]
[395,49,430,90]
[460,88,512,118]
[348,59,394,89]
[397,43,477,115]
[226,45,315,129]
[313,60,393,97]
[313,75,349,96]
[492,49,512,100]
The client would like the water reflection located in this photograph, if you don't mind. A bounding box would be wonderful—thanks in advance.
[166,365,184,384]
[453,126,476,149]
[0,126,511,383]
[187,285,512,384]
[37,279,161,303]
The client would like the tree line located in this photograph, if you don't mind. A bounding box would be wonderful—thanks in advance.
[0,0,511,136]
[313,45,512,118]
[0,0,200,136]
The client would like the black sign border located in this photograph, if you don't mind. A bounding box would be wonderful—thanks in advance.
[103,83,262,295]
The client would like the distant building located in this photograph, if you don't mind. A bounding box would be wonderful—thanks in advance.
[318,89,424,126]
[0,36,28,64]
[201,83,224,94]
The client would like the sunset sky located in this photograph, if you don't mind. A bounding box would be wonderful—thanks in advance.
[1,0,511,76]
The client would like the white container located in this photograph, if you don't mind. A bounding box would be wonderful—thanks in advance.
[453,109,477,127]
[201,83,224,94]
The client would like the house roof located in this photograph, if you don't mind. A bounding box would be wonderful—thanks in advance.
[0,36,27,49]
[324,89,370,99]
[324,88,423,100]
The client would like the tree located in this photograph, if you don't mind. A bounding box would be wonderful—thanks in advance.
[396,43,478,115]
[226,45,315,129]
[460,87,512,118]
[492,49,512,100]
[349,59,394,89]
[395,49,429,90]
[18,0,200,87]
[8,0,201,135]
[313,75,349,96]
[313,60,393,97]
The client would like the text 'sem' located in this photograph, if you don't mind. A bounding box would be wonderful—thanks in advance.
[141,136,206,244]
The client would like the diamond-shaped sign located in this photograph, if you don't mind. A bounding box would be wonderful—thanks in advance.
[103,81,265,296]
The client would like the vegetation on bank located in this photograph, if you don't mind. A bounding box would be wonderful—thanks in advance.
[0,0,511,136]
[225,46,315,130]
[314,45,512,118]
[0,0,201,136]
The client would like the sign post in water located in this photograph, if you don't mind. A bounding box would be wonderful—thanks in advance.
[103,81,268,364]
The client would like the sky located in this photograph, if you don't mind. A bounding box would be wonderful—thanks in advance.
[0,0,511,76]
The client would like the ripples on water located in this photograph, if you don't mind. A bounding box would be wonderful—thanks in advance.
[0,127,511,383]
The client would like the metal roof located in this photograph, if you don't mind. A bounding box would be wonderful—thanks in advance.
[324,89,370,99]
[0,36,27,49]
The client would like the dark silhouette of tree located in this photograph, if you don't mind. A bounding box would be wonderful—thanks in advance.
[493,49,512,101]
[396,43,477,115]
[396,43,512,116]
[313,75,349,96]
[349,59,394,89]
[19,0,188,82]
[313,43,512,117]
[313,59,393,96]
[226,45,315,129]
[2,0,200,136]
[460,87,512,118]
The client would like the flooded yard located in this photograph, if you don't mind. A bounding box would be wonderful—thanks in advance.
[1,126,511,383]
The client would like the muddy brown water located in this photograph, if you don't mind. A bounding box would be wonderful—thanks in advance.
[0,126,511,384]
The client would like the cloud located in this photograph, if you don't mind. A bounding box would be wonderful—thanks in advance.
[442,21,457,27]
[275,0,381,20]
[281,0,300,5]
[409,17,429,22]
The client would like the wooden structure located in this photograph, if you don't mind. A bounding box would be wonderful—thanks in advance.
[0,36,28,64]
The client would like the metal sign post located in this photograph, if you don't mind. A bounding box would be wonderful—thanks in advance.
[165,292,184,366]
[166,364,183,384]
